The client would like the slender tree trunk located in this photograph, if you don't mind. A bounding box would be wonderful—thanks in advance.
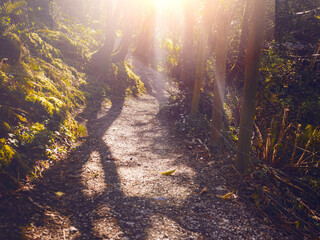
[211,9,233,144]
[112,0,136,62]
[180,0,195,91]
[88,0,116,75]
[190,1,211,118]
[190,24,209,118]
[310,39,320,70]
[113,0,124,26]
[133,4,156,63]
[103,0,115,64]
[112,30,133,62]
[236,0,267,173]
[228,0,251,86]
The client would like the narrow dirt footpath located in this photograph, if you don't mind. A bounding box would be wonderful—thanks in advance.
[0,58,292,239]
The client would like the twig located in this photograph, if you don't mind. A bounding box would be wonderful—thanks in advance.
[254,122,264,147]
[297,199,320,219]
[28,196,45,209]
[278,132,292,163]
[271,109,290,164]
[263,191,317,233]
[290,124,301,166]
[63,229,67,240]
[196,138,212,157]
[273,174,304,192]
[272,122,292,164]
[257,162,320,198]
[296,128,318,166]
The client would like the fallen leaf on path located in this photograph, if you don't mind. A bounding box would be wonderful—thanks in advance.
[70,226,78,233]
[217,191,235,200]
[160,169,176,176]
[55,191,65,197]
[200,187,207,194]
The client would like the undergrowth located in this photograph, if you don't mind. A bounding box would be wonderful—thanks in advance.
[161,39,320,238]
[0,1,144,190]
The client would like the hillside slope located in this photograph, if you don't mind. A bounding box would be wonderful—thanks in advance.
[0,1,143,190]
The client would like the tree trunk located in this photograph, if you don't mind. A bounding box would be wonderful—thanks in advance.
[236,0,267,174]
[210,8,233,144]
[103,0,115,64]
[228,0,251,87]
[112,30,133,62]
[112,0,136,62]
[88,0,116,75]
[190,1,211,118]
[310,39,320,70]
[190,25,209,118]
[180,0,195,91]
[133,4,156,63]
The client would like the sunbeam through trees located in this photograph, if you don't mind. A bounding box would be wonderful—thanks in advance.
[0,0,320,238]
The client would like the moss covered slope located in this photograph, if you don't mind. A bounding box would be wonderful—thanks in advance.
[0,1,144,189]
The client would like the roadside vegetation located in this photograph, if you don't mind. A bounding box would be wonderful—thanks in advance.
[0,0,319,238]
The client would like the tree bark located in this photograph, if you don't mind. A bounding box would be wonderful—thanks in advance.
[236,0,267,173]
[190,0,211,118]
[310,39,320,70]
[180,0,195,91]
[211,8,233,144]
[190,23,209,118]
[88,0,116,75]
[112,0,136,62]
[133,4,156,63]
[103,0,115,64]
[228,0,251,87]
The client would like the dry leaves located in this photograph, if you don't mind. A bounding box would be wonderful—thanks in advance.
[217,191,236,200]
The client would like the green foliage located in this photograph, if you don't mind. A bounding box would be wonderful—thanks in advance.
[0,0,99,188]
[255,44,320,166]
[124,62,145,96]
[112,61,145,97]
[41,30,83,60]
[244,42,320,236]
[0,138,16,168]
[160,37,182,79]
[159,1,319,235]
[0,0,28,33]
[276,0,320,45]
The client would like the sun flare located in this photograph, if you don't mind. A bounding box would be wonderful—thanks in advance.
[153,0,182,11]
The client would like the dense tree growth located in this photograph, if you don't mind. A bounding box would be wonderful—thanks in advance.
[0,0,145,188]
[236,0,267,173]
[0,0,319,237]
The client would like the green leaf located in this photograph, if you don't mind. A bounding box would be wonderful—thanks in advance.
[160,169,176,176]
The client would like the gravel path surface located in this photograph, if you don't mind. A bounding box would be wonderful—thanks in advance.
[0,58,294,239]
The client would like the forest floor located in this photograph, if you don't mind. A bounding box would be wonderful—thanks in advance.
[0,58,296,240]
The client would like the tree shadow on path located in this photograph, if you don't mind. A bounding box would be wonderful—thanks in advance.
[14,65,163,239]
[0,59,289,240]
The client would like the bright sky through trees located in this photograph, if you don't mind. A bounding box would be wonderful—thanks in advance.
[152,0,182,11]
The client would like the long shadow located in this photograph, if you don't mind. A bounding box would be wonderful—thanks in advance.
[130,58,168,105]
[12,63,160,239]
[0,59,290,239]
[128,59,293,239]
[11,71,128,238]
[62,96,157,239]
